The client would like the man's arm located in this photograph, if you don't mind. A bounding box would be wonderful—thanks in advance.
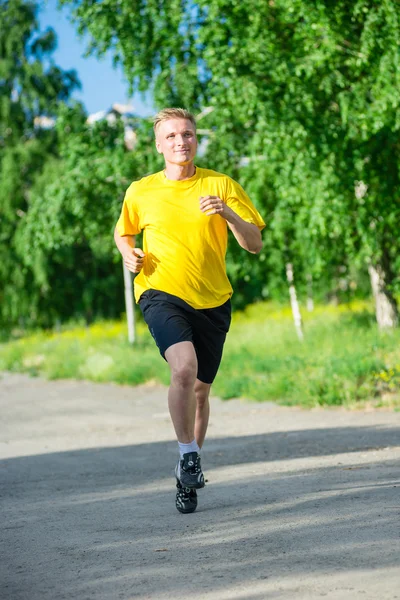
[226,215,263,254]
[114,227,145,273]
[199,196,263,254]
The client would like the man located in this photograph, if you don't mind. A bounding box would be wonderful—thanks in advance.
[114,108,265,514]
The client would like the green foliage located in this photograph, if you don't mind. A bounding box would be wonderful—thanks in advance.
[3,0,400,330]
[0,319,170,384]
[61,0,400,316]
[0,0,80,330]
[218,302,398,406]
[17,107,130,324]
[1,302,400,408]
[0,0,79,144]
[13,106,161,326]
[0,1,159,329]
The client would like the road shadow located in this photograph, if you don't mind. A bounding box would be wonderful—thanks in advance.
[1,424,400,599]
[1,423,399,491]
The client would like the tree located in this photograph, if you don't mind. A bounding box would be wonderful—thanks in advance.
[16,106,156,326]
[0,0,79,330]
[61,0,400,325]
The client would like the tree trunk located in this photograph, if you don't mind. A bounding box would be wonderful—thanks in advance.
[368,264,398,329]
[286,262,304,341]
[123,262,135,343]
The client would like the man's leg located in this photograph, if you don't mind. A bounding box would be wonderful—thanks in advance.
[194,379,211,449]
[165,341,198,443]
[174,377,209,515]
[165,340,205,498]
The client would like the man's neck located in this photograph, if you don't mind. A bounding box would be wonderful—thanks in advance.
[164,162,196,181]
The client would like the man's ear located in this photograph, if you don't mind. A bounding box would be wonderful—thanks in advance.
[155,139,162,154]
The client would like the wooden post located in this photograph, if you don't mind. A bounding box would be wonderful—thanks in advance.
[286,262,304,341]
[123,262,135,344]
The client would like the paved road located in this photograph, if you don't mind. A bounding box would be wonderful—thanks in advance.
[1,372,399,599]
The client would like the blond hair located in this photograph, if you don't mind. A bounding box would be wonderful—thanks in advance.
[153,108,196,134]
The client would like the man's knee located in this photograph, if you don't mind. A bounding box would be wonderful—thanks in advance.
[166,341,197,389]
[171,363,197,389]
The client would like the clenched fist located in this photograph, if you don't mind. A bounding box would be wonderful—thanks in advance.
[123,248,145,274]
[199,195,234,220]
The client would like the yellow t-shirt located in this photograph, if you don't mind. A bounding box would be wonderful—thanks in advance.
[116,166,265,309]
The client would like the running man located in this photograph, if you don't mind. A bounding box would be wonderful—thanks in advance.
[114,108,265,513]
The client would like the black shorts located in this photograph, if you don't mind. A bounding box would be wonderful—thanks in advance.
[138,289,231,384]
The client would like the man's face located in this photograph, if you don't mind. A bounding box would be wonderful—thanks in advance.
[155,118,197,165]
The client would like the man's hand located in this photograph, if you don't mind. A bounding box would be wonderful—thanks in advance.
[199,196,234,221]
[123,248,145,273]
[199,196,262,253]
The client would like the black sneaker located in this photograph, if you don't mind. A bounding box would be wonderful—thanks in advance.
[178,452,205,489]
[175,479,198,514]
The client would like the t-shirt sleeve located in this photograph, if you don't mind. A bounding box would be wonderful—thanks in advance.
[225,178,266,231]
[115,183,142,236]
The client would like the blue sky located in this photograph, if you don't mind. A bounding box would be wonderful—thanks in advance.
[39,2,154,117]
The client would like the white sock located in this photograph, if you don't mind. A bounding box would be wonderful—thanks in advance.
[178,440,200,459]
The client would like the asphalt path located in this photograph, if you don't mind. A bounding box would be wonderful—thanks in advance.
[1,372,399,599]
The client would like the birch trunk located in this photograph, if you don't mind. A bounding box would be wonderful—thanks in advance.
[286,262,304,341]
[123,262,135,343]
[368,264,398,329]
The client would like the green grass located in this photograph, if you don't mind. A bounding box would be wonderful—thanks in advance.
[1,301,400,408]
